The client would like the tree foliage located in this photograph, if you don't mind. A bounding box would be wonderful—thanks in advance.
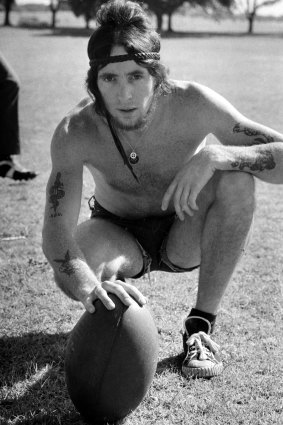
[144,0,234,32]
[145,0,185,18]
[68,0,107,28]
[145,0,185,31]
[66,0,234,32]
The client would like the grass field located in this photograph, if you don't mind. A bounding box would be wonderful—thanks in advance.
[0,10,283,425]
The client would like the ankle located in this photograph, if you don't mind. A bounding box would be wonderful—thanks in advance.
[188,308,217,334]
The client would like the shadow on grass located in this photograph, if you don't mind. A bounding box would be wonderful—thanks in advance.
[156,352,184,374]
[0,331,160,424]
[13,24,283,39]
[0,332,83,424]
[160,30,283,38]
[17,23,94,37]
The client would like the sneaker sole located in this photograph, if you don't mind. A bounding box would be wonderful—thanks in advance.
[182,362,223,378]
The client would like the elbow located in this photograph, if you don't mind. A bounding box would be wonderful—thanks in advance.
[42,228,47,256]
[41,223,55,263]
[42,239,50,263]
[54,273,79,301]
[41,225,49,259]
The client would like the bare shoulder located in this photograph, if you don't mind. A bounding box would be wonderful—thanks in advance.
[68,97,98,131]
[163,80,221,126]
[169,80,224,106]
[167,80,240,123]
[53,97,95,139]
[51,97,99,159]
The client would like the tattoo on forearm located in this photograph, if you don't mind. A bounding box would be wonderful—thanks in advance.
[49,172,65,217]
[54,250,75,276]
[233,123,274,146]
[231,150,276,172]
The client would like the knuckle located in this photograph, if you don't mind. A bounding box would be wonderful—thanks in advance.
[119,288,130,299]
[85,297,92,307]
[174,189,180,202]
[95,286,109,301]
[181,196,188,207]
[188,189,196,201]
[93,285,102,296]
[128,284,139,294]
[182,206,190,214]
[122,282,140,296]
[128,288,139,298]
[108,283,126,297]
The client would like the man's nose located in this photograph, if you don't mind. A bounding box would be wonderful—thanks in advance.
[117,81,133,102]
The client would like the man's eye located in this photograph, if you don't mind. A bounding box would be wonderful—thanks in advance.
[130,74,143,81]
[103,76,115,82]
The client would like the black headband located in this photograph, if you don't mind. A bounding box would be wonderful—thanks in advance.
[89,52,160,68]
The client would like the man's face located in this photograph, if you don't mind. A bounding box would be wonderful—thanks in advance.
[97,46,156,131]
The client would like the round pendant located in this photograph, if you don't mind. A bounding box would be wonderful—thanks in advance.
[129,151,139,164]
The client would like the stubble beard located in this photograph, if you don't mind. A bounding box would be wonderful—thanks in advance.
[109,92,158,132]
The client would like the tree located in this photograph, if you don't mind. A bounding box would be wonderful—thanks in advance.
[68,0,106,28]
[240,0,282,33]
[144,0,234,32]
[50,0,60,28]
[145,0,185,32]
[188,0,234,10]
[1,0,15,26]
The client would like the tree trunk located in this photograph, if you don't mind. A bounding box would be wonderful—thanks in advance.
[51,9,56,28]
[167,12,173,33]
[4,2,12,26]
[248,13,255,34]
[156,12,163,32]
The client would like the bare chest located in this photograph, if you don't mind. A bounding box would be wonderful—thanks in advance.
[87,127,204,196]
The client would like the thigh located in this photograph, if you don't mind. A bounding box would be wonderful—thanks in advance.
[75,218,144,279]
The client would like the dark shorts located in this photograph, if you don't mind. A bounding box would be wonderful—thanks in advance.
[89,196,199,279]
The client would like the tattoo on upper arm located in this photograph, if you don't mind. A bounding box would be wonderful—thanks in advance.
[231,150,276,172]
[233,123,274,146]
[49,172,65,217]
[54,250,75,276]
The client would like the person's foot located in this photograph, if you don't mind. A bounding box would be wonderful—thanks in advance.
[0,159,37,181]
[182,316,223,378]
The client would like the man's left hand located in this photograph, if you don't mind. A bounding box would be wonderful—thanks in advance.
[161,147,216,220]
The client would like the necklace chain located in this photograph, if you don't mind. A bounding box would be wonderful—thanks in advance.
[123,138,139,164]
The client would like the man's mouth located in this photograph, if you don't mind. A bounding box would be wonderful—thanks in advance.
[118,108,137,114]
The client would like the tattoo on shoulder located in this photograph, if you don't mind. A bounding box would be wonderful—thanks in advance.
[231,149,276,172]
[54,250,75,276]
[233,123,274,146]
[49,172,65,218]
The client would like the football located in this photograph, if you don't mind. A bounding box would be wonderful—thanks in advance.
[65,294,159,424]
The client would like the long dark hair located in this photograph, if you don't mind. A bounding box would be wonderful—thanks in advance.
[85,0,170,114]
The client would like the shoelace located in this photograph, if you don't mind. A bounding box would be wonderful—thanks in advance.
[186,331,220,361]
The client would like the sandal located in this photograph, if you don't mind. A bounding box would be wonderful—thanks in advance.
[0,160,37,181]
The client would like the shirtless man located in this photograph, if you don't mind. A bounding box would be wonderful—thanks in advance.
[42,0,283,379]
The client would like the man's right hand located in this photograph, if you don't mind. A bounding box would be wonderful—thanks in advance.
[82,279,147,313]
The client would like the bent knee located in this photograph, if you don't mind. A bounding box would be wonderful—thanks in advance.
[216,171,255,208]
[75,219,144,280]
